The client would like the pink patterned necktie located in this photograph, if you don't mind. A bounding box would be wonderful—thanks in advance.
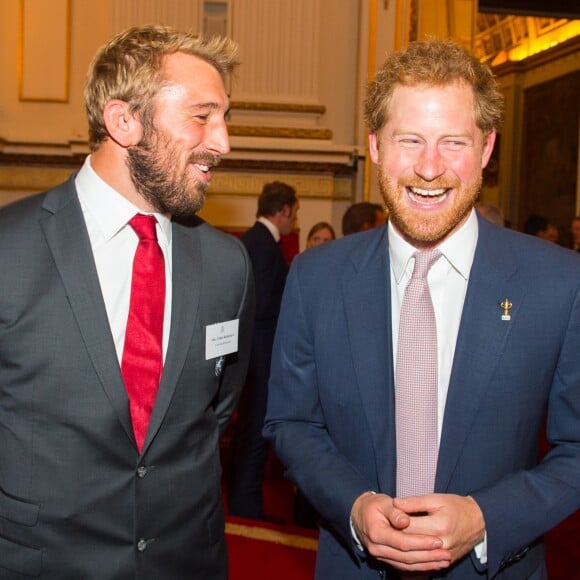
[121,214,165,452]
[396,249,441,498]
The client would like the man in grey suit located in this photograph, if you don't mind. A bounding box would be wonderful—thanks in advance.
[264,39,580,579]
[0,25,254,579]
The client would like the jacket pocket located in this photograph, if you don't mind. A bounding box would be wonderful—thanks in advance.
[0,489,39,527]
[0,489,42,576]
[0,535,42,576]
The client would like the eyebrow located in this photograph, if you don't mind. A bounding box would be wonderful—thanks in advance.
[192,101,227,110]
[190,102,230,116]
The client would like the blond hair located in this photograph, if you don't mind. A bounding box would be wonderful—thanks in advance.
[364,38,503,135]
[85,25,240,150]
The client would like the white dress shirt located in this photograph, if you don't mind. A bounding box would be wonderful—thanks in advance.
[75,156,173,364]
[257,216,281,242]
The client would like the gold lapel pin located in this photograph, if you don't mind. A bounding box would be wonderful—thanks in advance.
[500,298,512,321]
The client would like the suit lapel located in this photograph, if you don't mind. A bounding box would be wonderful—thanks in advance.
[342,228,396,491]
[436,220,522,490]
[40,178,135,444]
[142,221,202,452]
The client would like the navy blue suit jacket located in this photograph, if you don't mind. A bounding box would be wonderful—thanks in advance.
[264,215,580,579]
[240,221,288,389]
[228,221,288,517]
[241,221,288,330]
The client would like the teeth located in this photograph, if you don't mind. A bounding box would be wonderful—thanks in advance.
[196,164,210,173]
[410,187,446,196]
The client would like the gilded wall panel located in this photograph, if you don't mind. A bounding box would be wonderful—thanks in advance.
[208,172,336,197]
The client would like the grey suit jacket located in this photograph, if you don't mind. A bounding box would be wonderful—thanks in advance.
[264,215,580,579]
[0,176,254,579]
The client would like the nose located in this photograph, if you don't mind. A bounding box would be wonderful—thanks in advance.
[206,118,230,156]
[414,144,445,182]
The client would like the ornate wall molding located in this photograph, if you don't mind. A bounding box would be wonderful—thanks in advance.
[228,126,332,140]
[231,101,326,115]
[19,0,71,102]
[208,172,340,198]
[219,157,357,176]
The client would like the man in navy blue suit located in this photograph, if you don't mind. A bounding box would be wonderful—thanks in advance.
[264,39,580,579]
[228,181,299,519]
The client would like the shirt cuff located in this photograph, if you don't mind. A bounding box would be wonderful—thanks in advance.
[473,532,488,564]
[350,490,377,552]
[350,516,365,551]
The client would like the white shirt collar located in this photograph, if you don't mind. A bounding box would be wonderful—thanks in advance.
[75,155,172,244]
[257,216,281,242]
[389,209,479,284]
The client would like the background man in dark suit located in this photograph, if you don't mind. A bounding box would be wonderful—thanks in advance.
[228,181,299,520]
[0,25,254,579]
[264,39,580,579]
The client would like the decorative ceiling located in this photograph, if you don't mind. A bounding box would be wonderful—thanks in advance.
[474,12,580,64]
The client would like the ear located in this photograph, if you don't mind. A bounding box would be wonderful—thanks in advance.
[280,204,291,217]
[480,129,497,169]
[368,131,380,164]
[102,99,143,148]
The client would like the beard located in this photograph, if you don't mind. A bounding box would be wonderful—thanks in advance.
[377,168,481,247]
[127,127,220,219]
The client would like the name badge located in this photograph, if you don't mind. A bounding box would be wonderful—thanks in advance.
[205,319,239,360]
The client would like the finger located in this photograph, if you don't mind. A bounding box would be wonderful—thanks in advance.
[403,514,444,538]
[368,544,452,566]
[365,527,444,553]
[380,555,452,573]
[386,506,412,530]
[394,495,436,515]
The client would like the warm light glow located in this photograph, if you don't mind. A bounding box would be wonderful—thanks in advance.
[476,15,580,64]
[506,20,580,62]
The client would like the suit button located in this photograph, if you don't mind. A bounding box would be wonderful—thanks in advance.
[136,466,148,478]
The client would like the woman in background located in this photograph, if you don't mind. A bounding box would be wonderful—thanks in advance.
[306,221,336,249]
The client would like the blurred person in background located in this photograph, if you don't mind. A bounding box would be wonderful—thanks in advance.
[523,213,559,243]
[475,201,504,227]
[228,181,299,520]
[342,201,387,235]
[306,221,336,249]
[570,215,580,251]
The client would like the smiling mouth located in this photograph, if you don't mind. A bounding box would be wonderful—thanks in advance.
[407,186,449,204]
[191,153,221,178]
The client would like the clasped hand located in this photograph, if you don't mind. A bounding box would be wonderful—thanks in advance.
[350,491,485,573]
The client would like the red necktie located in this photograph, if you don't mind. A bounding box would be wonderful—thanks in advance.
[121,214,165,452]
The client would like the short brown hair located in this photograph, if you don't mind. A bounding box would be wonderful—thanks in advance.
[364,38,503,135]
[257,182,298,218]
[85,25,240,150]
[342,202,384,236]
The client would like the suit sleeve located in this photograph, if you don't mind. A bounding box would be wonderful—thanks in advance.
[214,241,255,435]
[472,280,580,578]
[263,260,371,547]
[245,239,287,324]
